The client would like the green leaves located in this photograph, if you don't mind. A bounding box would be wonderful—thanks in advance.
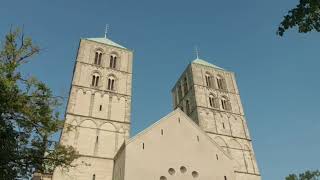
[277,0,320,36]
[0,28,78,179]
[285,170,320,180]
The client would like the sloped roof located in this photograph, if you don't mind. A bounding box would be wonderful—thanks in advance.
[192,58,224,70]
[125,108,233,159]
[84,37,127,49]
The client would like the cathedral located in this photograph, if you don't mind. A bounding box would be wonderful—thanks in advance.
[38,33,262,180]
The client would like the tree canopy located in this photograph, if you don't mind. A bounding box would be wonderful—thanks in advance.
[278,0,320,36]
[0,28,78,180]
[286,170,320,180]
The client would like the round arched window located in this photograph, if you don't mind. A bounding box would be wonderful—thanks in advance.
[109,54,118,69]
[180,166,187,173]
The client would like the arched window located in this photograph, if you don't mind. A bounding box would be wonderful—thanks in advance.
[186,100,190,114]
[205,73,211,87]
[92,174,96,180]
[221,96,231,111]
[183,76,188,94]
[205,73,215,88]
[94,51,102,65]
[91,73,100,87]
[109,54,117,69]
[177,84,183,101]
[107,76,115,91]
[216,75,227,90]
[209,94,219,108]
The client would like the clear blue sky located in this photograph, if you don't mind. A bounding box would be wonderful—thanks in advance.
[1,0,319,179]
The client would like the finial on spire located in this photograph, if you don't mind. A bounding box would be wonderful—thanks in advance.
[104,24,109,38]
[195,46,199,59]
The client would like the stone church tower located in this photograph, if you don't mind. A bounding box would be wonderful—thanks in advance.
[171,58,261,180]
[52,36,133,180]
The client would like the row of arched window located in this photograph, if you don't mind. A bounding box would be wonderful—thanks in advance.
[205,73,227,91]
[208,94,232,111]
[91,73,116,91]
[93,50,119,70]
[177,75,189,102]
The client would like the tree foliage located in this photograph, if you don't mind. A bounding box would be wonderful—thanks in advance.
[286,170,320,180]
[0,28,78,180]
[277,0,320,36]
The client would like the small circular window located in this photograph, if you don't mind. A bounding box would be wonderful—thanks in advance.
[168,168,175,175]
[192,171,199,178]
[180,166,187,173]
[160,176,167,180]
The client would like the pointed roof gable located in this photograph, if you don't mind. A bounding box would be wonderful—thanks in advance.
[192,58,224,70]
[85,37,127,49]
[126,108,233,159]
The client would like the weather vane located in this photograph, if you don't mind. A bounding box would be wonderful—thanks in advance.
[104,24,109,38]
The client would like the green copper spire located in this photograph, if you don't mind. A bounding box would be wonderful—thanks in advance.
[85,37,127,49]
[192,58,224,70]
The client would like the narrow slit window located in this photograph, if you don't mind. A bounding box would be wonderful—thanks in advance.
[91,76,96,86]
[161,129,163,135]
[186,100,190,114]
[216,154,219,160]
[205,73,211,87]
[197,136,199,142]
[113,56,117,68]
[142,143,144,149]
[98,53,102,65]
[94,52,98,64]
[99,105,102,111]
[95,76,99,86]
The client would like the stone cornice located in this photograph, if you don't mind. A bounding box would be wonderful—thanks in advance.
[77,60,132,75]
[72,84,132,98]
[205,130,252,141]
[67,113,131,125]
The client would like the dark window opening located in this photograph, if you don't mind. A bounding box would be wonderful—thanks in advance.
[186,100,190,114]
[107,78,115,91]
[110,55,117,69]
[92,75,99,87]
[183,76,188,94]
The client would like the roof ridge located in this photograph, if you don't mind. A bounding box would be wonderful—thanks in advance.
[125,108,234,160]
[85,37,127,49]
[192,58,224,70]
